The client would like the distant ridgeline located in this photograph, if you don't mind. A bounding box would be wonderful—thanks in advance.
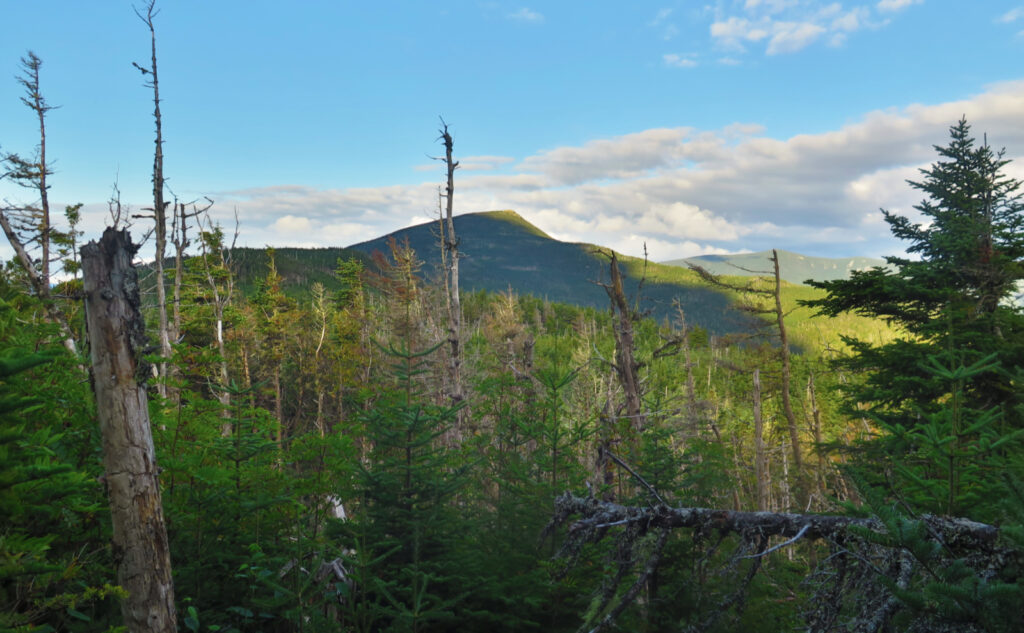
[346,210,749,337]
[212,211,891,339]
[662,250,889,284]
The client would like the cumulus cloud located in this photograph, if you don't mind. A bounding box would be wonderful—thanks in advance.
[178,81,1024,264]
[709,0,909,56]
[518,128,693,185]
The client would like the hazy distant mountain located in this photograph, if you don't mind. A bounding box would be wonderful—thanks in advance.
[347,210,750,335]
[662,250,889,285]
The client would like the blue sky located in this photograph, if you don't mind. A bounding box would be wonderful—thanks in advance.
[1,0,1022,263]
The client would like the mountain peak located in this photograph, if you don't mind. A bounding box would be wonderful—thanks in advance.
[474,210,552,239]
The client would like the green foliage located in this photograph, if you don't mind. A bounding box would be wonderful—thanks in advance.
[847,474,1024,632]
[339,341,473,632]
[877,352,1023,519]
[0,296,112,632]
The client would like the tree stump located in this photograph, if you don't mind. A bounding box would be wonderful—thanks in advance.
[82,227,177,633]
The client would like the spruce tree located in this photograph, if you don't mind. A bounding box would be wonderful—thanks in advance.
[805,118,1024,437]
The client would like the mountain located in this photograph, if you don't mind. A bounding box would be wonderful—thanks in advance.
[347,210,750,335]
[662,250,888,284]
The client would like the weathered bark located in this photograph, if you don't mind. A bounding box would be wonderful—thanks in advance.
[438,123,466,427]
[81,228,176,633]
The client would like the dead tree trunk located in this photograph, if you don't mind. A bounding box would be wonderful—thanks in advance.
[134,1,171,397]
[438,123,466,428]
[771,249,806,509]
[599,251,644,432]
[81,228,176,633]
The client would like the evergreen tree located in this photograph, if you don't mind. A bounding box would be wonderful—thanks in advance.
[340,341,471,632]
[0,296,115,632]
[805,118,1024,438]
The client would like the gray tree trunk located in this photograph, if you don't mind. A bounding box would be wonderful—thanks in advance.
[439,124,466,428]
[82,228,177,633]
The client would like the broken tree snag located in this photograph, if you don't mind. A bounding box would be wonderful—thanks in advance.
[81,228,177,633]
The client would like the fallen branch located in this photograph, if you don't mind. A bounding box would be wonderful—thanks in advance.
[549,493,999,553]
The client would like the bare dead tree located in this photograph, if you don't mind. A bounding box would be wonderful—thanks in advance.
[689,250,808,510]
[436,121,467,427]
[0,52,78,355]
[770,249,806,504]
[81,228,176,633]
[594,249,644,433]
[197,210,238,436]
[170,194,211,338]
[133,0,172,395]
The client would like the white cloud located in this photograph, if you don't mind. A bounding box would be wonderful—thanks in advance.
[518,128,694,185]
[877,0,922,12]
[710,17,770,49]
[709,0,904,56]
[507,7,543,22]
[461,155,516,171]
[167,81,1024,263]
[997,7,1023,23]
[271,214,313,233]
[766,21,826,54]
[663,53,698,68]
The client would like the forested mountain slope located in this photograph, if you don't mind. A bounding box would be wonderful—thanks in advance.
[347,210,745,335]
